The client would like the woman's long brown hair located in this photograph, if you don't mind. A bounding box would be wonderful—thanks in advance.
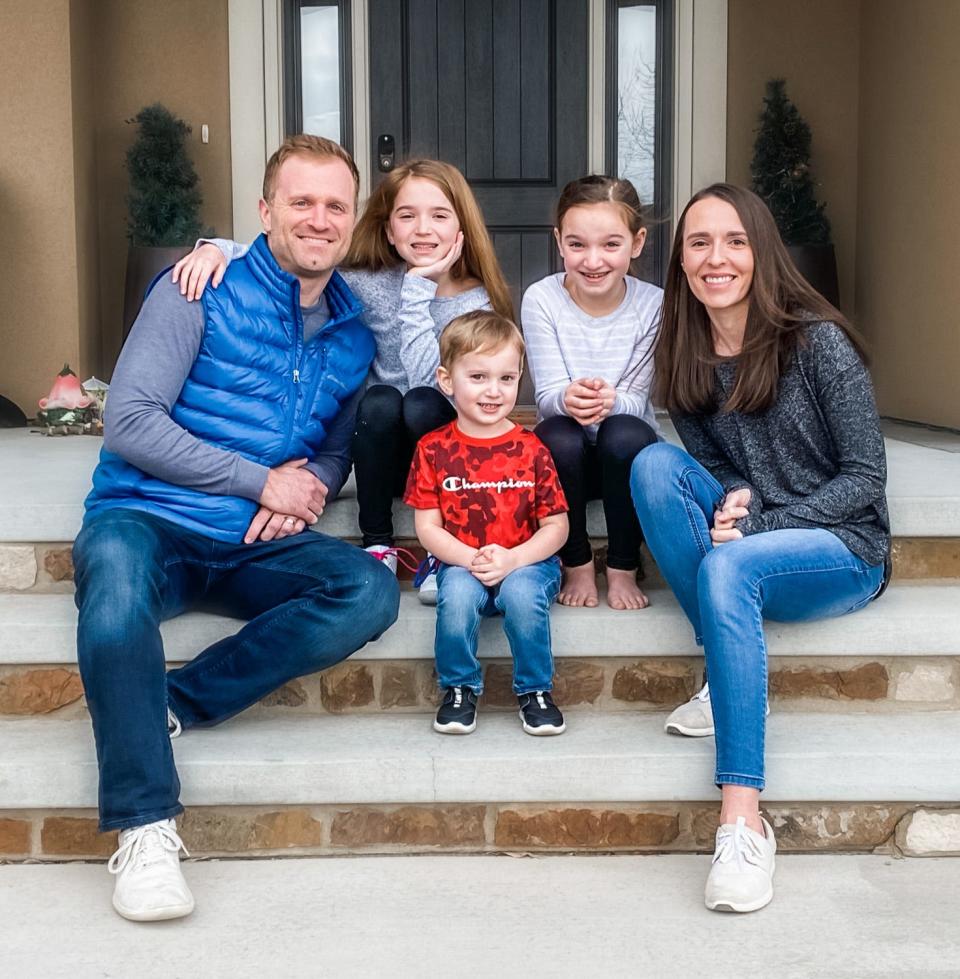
[655,183,867,415]
[344,159,514,320]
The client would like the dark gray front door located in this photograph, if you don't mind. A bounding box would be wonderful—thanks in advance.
[368,0,590,319]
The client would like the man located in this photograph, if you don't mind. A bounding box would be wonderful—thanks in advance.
[73,135,399,922]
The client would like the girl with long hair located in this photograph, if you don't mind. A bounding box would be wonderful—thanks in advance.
[173,159,512,597]
[521,175,661,611]
[631,183,890,912]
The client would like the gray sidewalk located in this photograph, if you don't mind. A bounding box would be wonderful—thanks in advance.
[2,853,958,978]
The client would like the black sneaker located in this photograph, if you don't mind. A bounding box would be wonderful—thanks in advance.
[518,691,565,736]
[434,686,478,734]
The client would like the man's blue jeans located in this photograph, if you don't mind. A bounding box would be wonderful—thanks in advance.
[434,557,561,695]
[73,508,400,831]
[630,443,885,790]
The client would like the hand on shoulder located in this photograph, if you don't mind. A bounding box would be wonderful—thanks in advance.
[172,243,228,302]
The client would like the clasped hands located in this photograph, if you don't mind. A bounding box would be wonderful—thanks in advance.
[244,458,328,544]
[469,543,517,587]
[564,377,616,427]
[711,487,751,545]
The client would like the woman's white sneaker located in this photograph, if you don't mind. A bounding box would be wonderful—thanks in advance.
[665,682,714,736]
[704,815,776,913]
[664,682,769,737]
[108,818,194,921]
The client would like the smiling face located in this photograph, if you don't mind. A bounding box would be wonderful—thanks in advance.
[437,342,523,438]
[386,176,462,268]
[680,196,755,328]
[555,202,646,312]
[258,154,356,298]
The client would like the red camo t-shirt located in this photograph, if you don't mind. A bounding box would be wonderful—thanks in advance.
[404,422,568,550]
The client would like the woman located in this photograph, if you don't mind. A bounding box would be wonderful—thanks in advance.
[630,184,890,913]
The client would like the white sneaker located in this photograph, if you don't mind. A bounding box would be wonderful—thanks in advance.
[108,818,194,921]
[665,682,714,736]
[664,682,769,738]
[365,544,398,575]
[705,815,777,913]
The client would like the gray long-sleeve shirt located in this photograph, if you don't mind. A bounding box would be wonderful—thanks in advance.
[104,274,360,503]
[670,321,890,567]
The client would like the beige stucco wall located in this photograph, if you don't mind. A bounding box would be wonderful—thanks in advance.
[95,0,233,370]
[856,0,960,428]
[725,0,861,315]
[0,0,231,416]
[71,0,102,386]
[0,1,83,415]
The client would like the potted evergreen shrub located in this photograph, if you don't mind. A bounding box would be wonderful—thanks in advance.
[122,104,205,340]
[750,79,840,308]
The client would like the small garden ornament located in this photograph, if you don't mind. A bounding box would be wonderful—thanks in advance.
[37,364,101,436]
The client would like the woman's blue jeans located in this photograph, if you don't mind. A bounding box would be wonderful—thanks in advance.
[630,443,885,790]
[73,508,400,831]
[434,557,561,695]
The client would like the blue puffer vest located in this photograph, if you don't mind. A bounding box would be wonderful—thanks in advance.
[85,234,375,542]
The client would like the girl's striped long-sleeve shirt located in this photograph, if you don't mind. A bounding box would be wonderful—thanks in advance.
[520,272,663,441]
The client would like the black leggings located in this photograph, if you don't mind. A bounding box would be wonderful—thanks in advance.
[535,414,658,571]
[352,384,457,547]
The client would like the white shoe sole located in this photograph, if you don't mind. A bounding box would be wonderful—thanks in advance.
[433,719,476,734]
[418,586,438,606]
[520,713,566,736]
[664,720,715,737]
[113,896,195,922]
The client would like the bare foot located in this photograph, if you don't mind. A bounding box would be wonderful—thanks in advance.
[558,562,599,607]
[605,567,649,610]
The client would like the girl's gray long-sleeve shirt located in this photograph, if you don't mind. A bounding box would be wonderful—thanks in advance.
[671,322,890,567]
[208,239,490,393]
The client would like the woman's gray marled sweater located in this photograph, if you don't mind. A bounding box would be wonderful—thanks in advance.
[670,322,890,567]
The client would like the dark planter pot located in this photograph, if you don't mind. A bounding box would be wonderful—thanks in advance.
[122,245,192,344]
[0,394,27,428]
[787,243,840,310]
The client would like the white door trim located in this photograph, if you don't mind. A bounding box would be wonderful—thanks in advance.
[673,0,727,222]
[227,0,283,242]
[350,0,372,203]
[588,0,606,175]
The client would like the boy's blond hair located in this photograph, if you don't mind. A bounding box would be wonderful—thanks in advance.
[438,310,525,371]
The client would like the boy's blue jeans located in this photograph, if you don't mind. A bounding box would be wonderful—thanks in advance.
[434,557,562,695]
[630,444,885,790]
[73,508,400,832]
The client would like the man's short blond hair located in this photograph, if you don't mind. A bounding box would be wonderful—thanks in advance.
[439,310,525,371]
[262,135,360,203]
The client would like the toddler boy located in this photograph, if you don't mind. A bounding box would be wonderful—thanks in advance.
[404,310,569,735]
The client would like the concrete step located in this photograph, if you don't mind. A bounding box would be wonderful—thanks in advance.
[3,855,959,977]
[2,711,959,809]
[3,428,960,542]
[1,582,958,667]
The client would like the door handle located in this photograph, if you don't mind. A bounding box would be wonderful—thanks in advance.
[377,134,395,172]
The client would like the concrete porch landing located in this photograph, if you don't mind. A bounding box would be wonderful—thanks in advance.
[2,420,959,540]
[2,854,958,978]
